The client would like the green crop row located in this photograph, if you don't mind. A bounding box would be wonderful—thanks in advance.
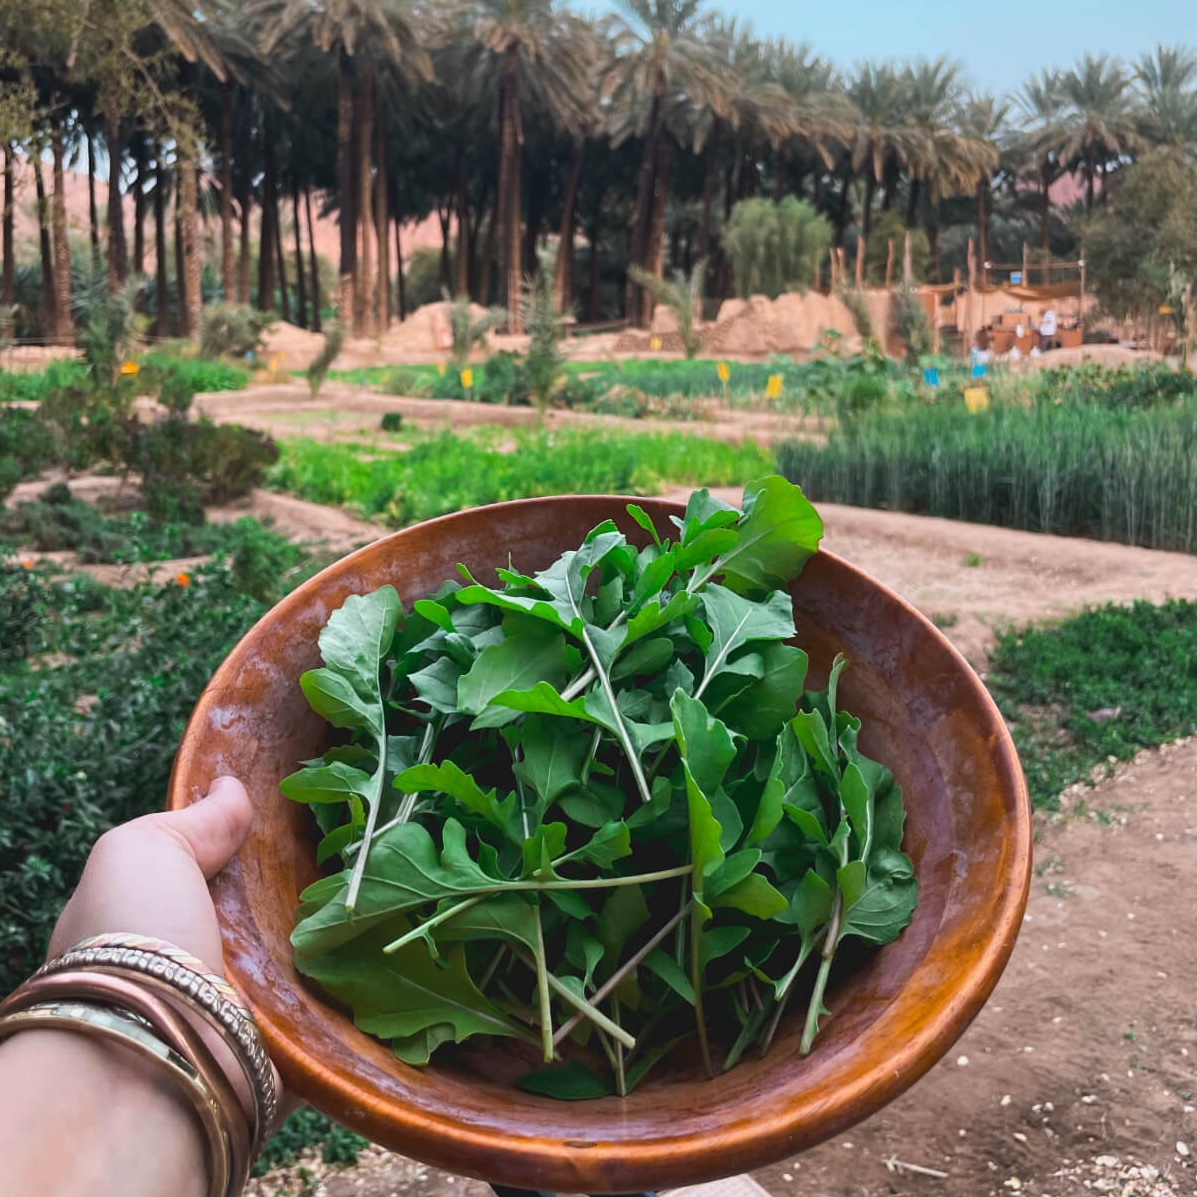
[268,428,775,526]
[778,402,1197,552]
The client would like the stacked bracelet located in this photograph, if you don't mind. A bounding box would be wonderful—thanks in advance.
[0,933,278,1197]
[31,936,277,1141]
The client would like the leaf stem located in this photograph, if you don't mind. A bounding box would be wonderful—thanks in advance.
[380,894,486,955]
[580,625,653,805]
[800,888,843,1055]
[533,902,554,1063]
[690,902,714,1078]
[553,903,691,1046]
[344,746,387,916]
[510,948,636,1050]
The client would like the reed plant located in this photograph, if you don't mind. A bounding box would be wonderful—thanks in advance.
[778,401,1197,551]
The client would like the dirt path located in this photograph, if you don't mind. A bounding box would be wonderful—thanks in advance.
[238,494,1197,1197]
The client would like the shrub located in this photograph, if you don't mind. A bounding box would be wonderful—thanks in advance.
[199,303,274,361]
[889,284,934,363]
[0,406,58,489]
[446,291,507,367]
[380,411,404,432]
[723,196,832,299]
[139,353,249,395]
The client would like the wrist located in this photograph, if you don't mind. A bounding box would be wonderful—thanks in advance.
[0,1027,208,1197]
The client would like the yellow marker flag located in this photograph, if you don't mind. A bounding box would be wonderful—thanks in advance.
[649,336,662,351]
[964,387,989,414]
[119,360,139,377]
[716,362,730,384]
[765,374,783,400]
[461,368,474,390]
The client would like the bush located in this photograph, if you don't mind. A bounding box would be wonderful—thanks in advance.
[723,196,832,299]
[139,353,249,395]
[629,260,707,359]
[889,284,934,363]
[307,320,344,399]
[199,303,274,361]
[380,411,404,432]
[0,360,88,404]
[0,406,58,491]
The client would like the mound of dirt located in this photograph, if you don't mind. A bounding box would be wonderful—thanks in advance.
[699,290,885,358]
[382,301,494,356]
[259,322,327,371]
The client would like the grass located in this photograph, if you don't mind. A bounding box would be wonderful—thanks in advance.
[986,599,1197,808]
[778,402,1197,552]
[268,427,775,526]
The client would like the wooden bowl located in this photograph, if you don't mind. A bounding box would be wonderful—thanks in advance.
[169,495,1031,1193]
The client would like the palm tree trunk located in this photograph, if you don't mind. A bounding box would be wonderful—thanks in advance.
[357,69,375,336]
[834,161,852,248]
[861,171,877,246]
[699,123,720,260]
[258,115,278,312]
[2,144,14,309]
[394,208,406,320]
[293,183,307,328]
[905,176,921,229]
[33,151,55,335]
[306,185,321,332]
[554,140,584,312]
[50,104,72,344]
[375,111,389,328]
[174,203,186,334]
[155,145,169,336]
[1084,150,1096,214]
[774,142,789,200]
[587,205,602,322]
[524,177,544,275]
[976,176,989,270]
[1040,163,1051,251]
[479,197,497,307]
[645,139,673,300]
[179,144,201,338]
[498,48,523,333]
[87,132,101,269]
[274,183,290,323]
[237,109,252,305]
[336,49,357,333]
[627,86,664,325]
[105,102,127,293]
[454,149,469,297]
[132,140,147,276]
[220,81,236,302]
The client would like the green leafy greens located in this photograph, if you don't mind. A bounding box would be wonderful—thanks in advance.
[283,477,917,1093]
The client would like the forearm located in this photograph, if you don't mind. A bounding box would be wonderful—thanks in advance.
[0,1028,208,1197]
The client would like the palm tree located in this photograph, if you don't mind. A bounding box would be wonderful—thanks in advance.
[844,63,911,245]
[1015,69,1068,250]
[1135,45,1197,151]
[464,0,595,331]
[957,92,1010,271]
[602,0,732,325]
[1059,53,1142,212]
[255,0,431,336]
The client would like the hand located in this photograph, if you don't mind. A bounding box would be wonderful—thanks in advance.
[48,775,252,975]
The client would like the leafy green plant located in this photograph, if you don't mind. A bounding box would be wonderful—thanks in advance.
[73,277,147,386]
[837,286,874,343]
[723,197,832,299]
[380,411,404,433]
[139,353,249,395]
[283,480,915,1090]
[307,320,344,399]
[200,303,275,361]
[446,290,507,369]
[629,260,707,359]
[268,428,774,526]
[251,1109,368,1177]
[987,600,1197,808]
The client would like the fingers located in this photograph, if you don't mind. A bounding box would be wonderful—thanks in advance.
[161,776,253,880]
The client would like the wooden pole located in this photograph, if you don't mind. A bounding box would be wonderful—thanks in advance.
[965,237,976,357]
[1022,240,1029,287]
[1079,255,1086,332]
[902,230,912,285]
[885,238,894,288]
[855,234,864,287]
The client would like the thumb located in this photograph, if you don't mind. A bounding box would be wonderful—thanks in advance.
[163,776,253,879]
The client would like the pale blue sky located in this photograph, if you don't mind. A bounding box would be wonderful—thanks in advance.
[596,0,1197,95]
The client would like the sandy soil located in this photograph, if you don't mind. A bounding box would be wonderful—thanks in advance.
[235,495,1197,1197]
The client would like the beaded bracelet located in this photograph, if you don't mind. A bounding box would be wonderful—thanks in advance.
[33,939,277,1143]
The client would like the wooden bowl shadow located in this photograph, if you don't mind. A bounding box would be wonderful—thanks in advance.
[168,495,1031,1194]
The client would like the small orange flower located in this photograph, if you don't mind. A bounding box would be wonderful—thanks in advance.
[20,558,34,570]
[175,571,191,588]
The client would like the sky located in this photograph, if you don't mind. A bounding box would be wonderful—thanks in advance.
[594,0,1197,96]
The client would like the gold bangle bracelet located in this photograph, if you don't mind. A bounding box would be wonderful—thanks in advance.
[0,1000,232,1197]
[35,943,276,1144]
[0,969,252,1197]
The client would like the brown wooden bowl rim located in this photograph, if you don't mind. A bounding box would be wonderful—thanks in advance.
[169,493,1031,1189]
